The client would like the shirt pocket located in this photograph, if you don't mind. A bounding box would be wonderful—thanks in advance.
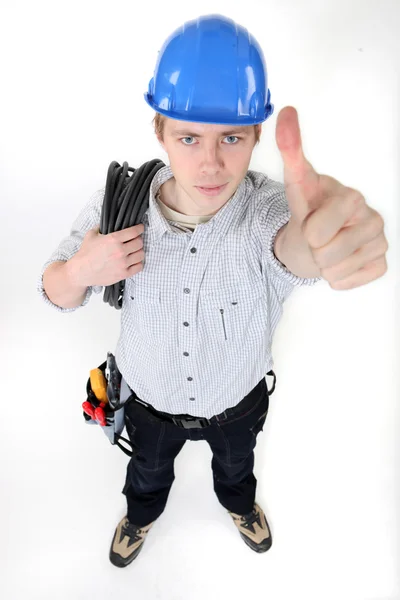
[128,281,174,345]
[201,282,265,345]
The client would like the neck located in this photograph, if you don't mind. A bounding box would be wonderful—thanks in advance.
[159,178,220,217]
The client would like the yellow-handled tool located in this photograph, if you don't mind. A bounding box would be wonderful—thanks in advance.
[90,368,109,403]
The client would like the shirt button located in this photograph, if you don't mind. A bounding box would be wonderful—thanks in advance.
[183,322,189,327]
[183,352,189,356]
[184,288,190,294]
[189,397,195,401]
[190,247,197,254]
[187,377,193,381]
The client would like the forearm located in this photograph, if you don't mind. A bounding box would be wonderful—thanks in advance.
[274,219,321,278]
[42,258,88,309]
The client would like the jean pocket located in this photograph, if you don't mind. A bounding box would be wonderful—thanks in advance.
[250,409,268,438]
[124,411,137,441]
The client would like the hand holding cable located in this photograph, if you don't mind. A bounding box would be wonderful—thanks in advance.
[69,223,145,288]
[73,159,165,309]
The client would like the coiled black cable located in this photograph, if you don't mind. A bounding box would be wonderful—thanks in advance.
[99,158,166,309]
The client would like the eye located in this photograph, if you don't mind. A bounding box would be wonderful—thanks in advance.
[181,137,196,145]
[224,136,240,144]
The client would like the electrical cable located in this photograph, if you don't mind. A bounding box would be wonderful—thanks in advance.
[99,158,166,309]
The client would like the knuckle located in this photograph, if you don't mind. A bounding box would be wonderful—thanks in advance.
[382,237,389,254]
[379,256,388,274]
[375,234,389,256]
[109,236,122,249]
[368,213,383,238]
[135,224,145,236]
[374,211,385,231]
[347,188,365,208]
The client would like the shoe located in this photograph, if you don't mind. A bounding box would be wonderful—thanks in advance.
[109,515,155,567]
[228,502,272,553]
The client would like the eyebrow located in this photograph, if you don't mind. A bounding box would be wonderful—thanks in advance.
[171,127,251,137]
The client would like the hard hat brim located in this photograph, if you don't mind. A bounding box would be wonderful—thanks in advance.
[144,93,274,126]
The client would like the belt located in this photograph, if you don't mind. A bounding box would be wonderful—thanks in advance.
[129,370,276,430]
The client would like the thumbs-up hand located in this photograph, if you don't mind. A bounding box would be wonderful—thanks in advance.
[275,107,388,290]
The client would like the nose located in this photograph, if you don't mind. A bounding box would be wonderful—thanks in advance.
[199,143,224,175]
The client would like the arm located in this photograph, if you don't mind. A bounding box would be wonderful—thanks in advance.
[42,257,89,310]
[37,187,105,312]
[274,106,387,290]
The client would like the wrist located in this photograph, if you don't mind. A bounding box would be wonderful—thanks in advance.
[66,254,90,290]
[274,218,321,278]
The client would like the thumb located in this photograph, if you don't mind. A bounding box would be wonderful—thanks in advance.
[276,106,320,224]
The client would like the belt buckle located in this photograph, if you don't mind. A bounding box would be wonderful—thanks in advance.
[173,416,208,429]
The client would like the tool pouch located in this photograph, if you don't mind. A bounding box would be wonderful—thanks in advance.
[83,358,137,458]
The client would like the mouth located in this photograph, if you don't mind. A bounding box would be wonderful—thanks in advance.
[195,183,228,196]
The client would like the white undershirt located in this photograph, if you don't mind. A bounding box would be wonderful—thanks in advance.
[155,189,213,231]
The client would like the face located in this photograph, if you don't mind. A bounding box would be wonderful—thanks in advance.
[157,119,261,216]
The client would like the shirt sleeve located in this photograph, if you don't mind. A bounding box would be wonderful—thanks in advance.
[257,181,322,302]
[37,187,105,312]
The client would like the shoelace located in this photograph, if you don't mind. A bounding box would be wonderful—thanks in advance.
[122,521,143,543]
[240,508,260,527]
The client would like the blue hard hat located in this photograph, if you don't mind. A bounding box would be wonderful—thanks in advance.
[144,14,274,125]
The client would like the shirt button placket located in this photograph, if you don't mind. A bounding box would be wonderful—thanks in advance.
[183,245,197,402]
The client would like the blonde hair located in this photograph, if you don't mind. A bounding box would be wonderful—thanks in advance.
[152,112,261,145]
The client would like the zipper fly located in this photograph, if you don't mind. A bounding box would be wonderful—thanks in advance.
[219,308,227,340]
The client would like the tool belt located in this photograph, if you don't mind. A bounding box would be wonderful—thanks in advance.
[125,370,276,430]
[82,352,137,458]
[83,354,276,453]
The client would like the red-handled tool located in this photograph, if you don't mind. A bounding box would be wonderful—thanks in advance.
[82,400,108,426]
[82,367,110,426]
[94,403,107,426]
[82,401,96,419]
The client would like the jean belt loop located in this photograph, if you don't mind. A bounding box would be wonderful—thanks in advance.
[266,370,276,395]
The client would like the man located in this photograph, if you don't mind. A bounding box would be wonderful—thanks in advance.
[37,15,388,568]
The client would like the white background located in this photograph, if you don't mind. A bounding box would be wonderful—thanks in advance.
[1,1,399,599]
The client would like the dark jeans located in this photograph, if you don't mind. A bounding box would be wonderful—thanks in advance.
[122,377,271,527]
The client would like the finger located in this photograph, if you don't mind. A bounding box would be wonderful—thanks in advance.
[312,208,383,268]
[303,189,366,249]
[320,232,388,283]
[276,107,318,186]
[126,249,145,266]
[116,224,145,242]
[276,107,321,223]
[123,235,143,255]
[329,256,388,290]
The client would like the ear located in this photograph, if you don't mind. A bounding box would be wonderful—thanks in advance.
[156,134,165,150]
